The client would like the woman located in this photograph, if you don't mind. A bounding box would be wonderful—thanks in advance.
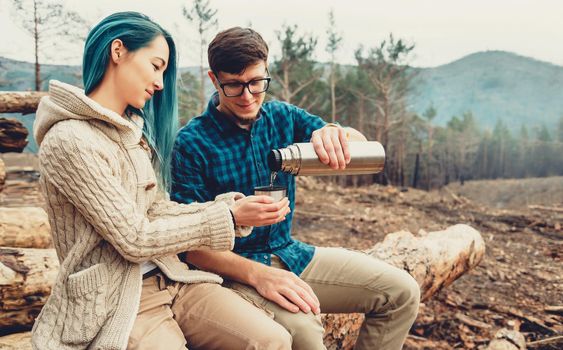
[31,12,290,350]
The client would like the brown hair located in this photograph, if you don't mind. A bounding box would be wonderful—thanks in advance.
[208,27,269,74]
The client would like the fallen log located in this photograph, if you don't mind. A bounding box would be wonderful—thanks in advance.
[0,207,51,249]
[368,223,485,300]
[0,158,5,192]
[323,223,485,349]
[0,247,58,332]
[0,224,485,350]
[0,331,32,350]
[0,118,28,153]
[0,91,46,114]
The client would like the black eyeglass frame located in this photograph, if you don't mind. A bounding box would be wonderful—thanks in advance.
[213,72,271,97]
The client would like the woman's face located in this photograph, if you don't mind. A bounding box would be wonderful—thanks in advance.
[114,35,170,109]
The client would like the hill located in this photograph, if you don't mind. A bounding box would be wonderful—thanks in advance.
[409,51,563,131]
[2,50,563,150]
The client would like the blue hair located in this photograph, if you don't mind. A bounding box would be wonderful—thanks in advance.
[83,11,178,191]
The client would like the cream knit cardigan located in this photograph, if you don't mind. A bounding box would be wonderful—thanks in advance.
[31,80,246,350]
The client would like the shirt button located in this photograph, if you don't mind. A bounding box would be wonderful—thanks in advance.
[263,255,268,260]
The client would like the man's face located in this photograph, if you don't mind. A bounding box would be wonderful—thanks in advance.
[209,61,268,125]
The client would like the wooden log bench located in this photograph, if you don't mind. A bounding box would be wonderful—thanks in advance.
[0,224,485,349]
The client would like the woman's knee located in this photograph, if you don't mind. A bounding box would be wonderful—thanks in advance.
[254,322,292,350]
[280,314,325,350]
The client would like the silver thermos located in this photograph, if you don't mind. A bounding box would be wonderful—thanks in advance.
[267,141,385,176]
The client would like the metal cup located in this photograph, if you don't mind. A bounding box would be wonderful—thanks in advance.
[254,186,287,202]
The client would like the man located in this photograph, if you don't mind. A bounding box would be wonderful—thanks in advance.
[171,27,420,350]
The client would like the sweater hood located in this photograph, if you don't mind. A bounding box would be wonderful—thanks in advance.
[34,80,144,146]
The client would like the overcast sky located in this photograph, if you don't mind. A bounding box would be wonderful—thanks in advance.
[1,0,561,68]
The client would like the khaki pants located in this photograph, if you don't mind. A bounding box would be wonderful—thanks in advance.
[127,273,291,350]
[227,247,420,350]
[128,247,420,350]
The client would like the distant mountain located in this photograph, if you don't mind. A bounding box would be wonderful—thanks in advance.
[0,58,200,152]
[2,51,562,150]
[0,57,81,91]
[0,57,200,90]
[409,51,563,131]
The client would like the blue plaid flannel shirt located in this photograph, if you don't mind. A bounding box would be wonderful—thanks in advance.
[171,93,326,276]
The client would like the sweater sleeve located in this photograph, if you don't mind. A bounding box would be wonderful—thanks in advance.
[147,192,253,238]
[39,127,235,263]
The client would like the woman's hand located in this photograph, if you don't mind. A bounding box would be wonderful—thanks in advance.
[231,195,290,227]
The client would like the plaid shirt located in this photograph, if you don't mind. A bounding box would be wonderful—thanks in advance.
[171,93,326,275]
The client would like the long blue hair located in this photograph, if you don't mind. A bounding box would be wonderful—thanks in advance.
[83,11,178,191]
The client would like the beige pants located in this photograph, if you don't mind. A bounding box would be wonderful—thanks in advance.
[128,247,420,350]
[127,273,291,350]
[227,247,420,350]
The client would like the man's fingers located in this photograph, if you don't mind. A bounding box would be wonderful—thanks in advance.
[330,131,346,169]
[312,131,330,164]
[280,288,312,314]
[271,293,300,313]
[295,279,320,313]
[338,127,351,164]
[321,132,339,169]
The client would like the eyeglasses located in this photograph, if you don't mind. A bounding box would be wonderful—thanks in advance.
[214,74,271,97]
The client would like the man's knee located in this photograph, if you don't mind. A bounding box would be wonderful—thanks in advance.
[375,268,420,319]
[396,270,421,315]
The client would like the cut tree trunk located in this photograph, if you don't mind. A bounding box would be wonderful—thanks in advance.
[0,92,46,114]
[0,207,51,248]
[322,224,485,349]
[0,157,5,192]
[0,224,485,349]
[0,331,32,350]
[0,247,58,332]
[0,118,29,153]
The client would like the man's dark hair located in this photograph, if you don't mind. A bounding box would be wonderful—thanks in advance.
[208,27,269,74]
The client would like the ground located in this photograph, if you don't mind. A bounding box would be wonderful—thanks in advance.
[292,176,562,349]
[1,153,562,349]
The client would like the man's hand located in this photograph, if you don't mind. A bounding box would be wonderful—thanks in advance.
[231,195,290,227]
[250,264,321,315]
[311,124,350,170]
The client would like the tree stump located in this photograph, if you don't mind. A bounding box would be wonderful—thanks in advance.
[0,248,58,331]
[0,92,46,114]
[0,207,51,249]
[0,331,32,350]
[322,224,485,349]
[0,118,29,153]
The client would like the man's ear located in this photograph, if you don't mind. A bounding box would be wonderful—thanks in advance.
[110,39,127,64]
[208,70,219,89]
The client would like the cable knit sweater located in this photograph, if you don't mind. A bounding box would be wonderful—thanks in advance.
[31,80,248,350]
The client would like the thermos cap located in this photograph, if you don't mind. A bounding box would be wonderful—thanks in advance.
[267,149,282,171]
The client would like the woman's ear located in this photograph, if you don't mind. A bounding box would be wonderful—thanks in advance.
[110,39,126,64]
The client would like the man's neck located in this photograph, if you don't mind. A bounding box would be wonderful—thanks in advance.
[217,104,253,130]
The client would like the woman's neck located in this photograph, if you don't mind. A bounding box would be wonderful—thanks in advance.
[88,78,128,117]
